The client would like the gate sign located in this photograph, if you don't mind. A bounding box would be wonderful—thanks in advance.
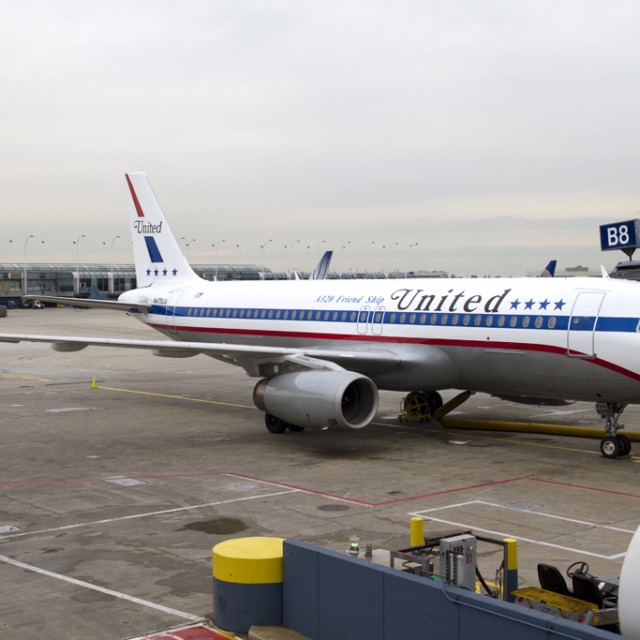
[599,219,640,254]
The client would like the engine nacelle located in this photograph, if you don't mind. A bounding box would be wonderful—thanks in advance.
[253,370,379,430]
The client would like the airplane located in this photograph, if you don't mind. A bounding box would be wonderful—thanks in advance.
[1,172,640,459]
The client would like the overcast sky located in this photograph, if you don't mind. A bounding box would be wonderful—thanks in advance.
[2,0,640,275]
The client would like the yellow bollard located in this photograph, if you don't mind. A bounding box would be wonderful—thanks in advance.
[410,516,425,547]
[503,538,518,602]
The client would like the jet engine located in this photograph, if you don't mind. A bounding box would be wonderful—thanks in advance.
[253,370,379,430]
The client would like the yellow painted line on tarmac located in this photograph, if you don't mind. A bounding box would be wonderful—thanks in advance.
[478,434,603,456]
[0,374,49,381]
[97,384,255,410]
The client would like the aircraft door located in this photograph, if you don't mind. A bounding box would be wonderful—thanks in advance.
[371,306,385,336]
[357,306,370,335]
[168,290,183,334]
[567,291,605,358]
[357,305,385,335]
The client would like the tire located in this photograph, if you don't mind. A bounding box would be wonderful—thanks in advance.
[618,434,632,456]
[405,392,429,418]
[600,436,622,459]
[425,391,444,413]
[264,413,288,434]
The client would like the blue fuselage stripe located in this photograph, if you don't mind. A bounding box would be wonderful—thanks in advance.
[146,305,639,334]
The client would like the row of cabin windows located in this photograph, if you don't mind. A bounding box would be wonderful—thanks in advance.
[183,307,559,330]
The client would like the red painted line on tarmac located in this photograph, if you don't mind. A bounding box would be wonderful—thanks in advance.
[369,477,529,506]
[135,624,228,640]
[3,471,640,507]
[529,477,640,500]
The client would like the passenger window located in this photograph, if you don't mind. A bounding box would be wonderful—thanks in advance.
[522,316,530,328]
[535,317,543,328]
[474,315,482,326]
[451,315,459,326]
[548,317,556,329]
[509,316,517,327]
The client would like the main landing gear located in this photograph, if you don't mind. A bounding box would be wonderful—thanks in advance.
[264,413,304,434]
[399,391,444,422]
[596,402,631,459]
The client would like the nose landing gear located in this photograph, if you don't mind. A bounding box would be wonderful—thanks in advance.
[596,402,631,459]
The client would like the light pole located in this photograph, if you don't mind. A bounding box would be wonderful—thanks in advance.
[103,235,120,294]
[211,240,226,280]
[260,239,273,279]
[382,242,399,275]
[22,235,34,295]
[181,237,196,258]
[74,234,86,295]
[288,239,301,276]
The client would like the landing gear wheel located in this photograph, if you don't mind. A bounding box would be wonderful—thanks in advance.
[404,392,429,419]
[425,391,444,414]
[618,434,632,456]
[265,413,288,434]
[600,436,622,459]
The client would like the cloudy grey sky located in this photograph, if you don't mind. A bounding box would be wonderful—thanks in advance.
[2,0,640,275]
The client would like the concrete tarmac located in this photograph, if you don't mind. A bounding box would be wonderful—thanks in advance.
[1,307,640,639]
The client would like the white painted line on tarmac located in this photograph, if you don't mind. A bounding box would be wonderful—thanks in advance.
[0,553,202,621]
[410,500,636,560]
[0,489,298,540]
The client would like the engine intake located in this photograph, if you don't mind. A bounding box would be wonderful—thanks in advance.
[253,370,379,430]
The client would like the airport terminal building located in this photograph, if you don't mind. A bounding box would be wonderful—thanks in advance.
[0,263,274,304]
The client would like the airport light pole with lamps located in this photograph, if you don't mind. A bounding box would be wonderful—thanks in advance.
[74,234,86,295]
[22,235,35,295]
[103,235,120,294]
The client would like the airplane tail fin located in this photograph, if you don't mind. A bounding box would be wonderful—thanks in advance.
[540,260,557,277]
[125,172,202,287]
[310,250,333,280]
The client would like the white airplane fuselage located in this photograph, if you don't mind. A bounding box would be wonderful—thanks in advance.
[121,275,640,405]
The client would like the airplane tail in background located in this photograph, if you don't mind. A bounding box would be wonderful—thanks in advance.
[540,260,557,277]
[310,250,333,280]
[125,172,202,288]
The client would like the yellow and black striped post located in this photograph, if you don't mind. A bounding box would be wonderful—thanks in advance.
[212,537,285,633]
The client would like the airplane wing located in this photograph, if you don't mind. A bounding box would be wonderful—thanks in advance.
[0,333,401,378]
[22,295,149,314]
